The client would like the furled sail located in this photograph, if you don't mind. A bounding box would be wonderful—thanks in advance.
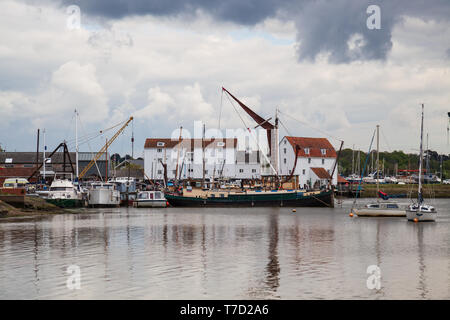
[222,87,274,151]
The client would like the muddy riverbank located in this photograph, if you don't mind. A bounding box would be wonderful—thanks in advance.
[0,196,67,218]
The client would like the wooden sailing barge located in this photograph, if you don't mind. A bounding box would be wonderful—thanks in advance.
[165,87,335,208]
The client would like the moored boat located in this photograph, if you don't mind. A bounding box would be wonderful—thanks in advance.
[354,202,406,217]
[46,179,84,208]
[134,190,167,208]
[165,188,334,207]
[87,182,120,208]
[406,104,437,222]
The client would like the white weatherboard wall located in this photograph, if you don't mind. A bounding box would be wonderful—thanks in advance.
[144,141,261,180]
[278,137,338,187]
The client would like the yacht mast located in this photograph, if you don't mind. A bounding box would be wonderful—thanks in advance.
[271,108,279,176]
[376,124,379,199]
[75,109,79,180]
[418,104,424,204]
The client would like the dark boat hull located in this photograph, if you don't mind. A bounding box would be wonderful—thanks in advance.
[165,190,334,208]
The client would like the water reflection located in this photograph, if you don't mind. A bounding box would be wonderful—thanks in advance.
[264,213,280,297]
[0,202,449,299]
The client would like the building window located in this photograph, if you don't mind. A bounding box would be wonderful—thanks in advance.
[189,169,193,172]
[289,170,291,174]
[308,158,311,164]
[284,148,286,154]
[172,170,176,174]
[239,169,244,173]
[284,140,286,144]
[284,158,286,164]
[252,169,256,173]
[302,169,305,175]
[205,170,208,174]
[157,170,162,174]
[321,149,326,155]
[304,148,310,155]
[157,148,162,153]
[322,159,325,165]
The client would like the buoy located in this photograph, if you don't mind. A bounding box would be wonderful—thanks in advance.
[166,201,170,207]
[292,209,296,213]
[414,218,419,223]
[349,213,354,217]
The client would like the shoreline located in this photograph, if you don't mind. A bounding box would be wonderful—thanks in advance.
[337,184,450,198]
[0,197,69,219]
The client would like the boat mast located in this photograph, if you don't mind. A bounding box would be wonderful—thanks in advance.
[352,144,355,175]
[271,108,280,176]
[175,126,183,184]
[376,124,379,200]
[202,123,206,188]
[43,128,46,181]
[75,109,79,180]
[418,104,424,204]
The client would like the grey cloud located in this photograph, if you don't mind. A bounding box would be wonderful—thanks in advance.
[49,0,450,63]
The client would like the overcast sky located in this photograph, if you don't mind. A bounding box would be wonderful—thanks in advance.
[1,0,450,157]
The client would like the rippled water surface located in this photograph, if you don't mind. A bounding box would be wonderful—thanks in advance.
[1,199,449,299]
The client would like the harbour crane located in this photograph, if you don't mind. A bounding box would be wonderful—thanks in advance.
[78,117,133,180]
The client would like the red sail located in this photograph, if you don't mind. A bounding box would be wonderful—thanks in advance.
[222,87,274,151]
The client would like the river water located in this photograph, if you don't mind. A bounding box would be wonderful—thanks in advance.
[0,199,449,299]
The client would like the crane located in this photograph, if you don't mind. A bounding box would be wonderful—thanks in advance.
[79,117,133,179]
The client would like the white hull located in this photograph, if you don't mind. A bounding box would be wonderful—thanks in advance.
[406,209,436,222]
[88,189,120,207]
[354,208,405,217]
[134,200,167,208]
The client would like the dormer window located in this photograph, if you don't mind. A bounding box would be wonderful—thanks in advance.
[217,142,225,147]
[157,142,165,147]
[321,148,326,155]
[304,148,310,155]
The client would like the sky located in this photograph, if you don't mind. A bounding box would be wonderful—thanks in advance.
[1,0,450,158]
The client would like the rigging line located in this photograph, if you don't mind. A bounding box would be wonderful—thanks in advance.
[351,128,376,211]
[218,88,223,130]
[380,127,393,152]
[224,94,278,176]
[278,118,294,138]
[65,120,125,144]
[278,110,344,143]
[63,112,76,143]
[77,115,103,180]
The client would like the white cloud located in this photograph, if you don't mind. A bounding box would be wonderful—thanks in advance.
[0,1,450,155]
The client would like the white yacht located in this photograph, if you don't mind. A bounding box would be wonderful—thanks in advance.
[134,190,167,208]
[352,125,405,217]
[88,182,120,208]
[406,104,437,222]
[46,178,84,208]
[354,202,406,217]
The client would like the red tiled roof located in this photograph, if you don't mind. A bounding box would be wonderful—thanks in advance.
[144,138,237,149]
[284,136,337,158]
[310,167,331,179]
[337,175,349,183]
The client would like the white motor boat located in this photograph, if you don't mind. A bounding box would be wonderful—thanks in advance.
[134,190,167,208]
[46,178,84,208]
[88,182,120,208]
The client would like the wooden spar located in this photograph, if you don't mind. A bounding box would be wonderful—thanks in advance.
[222,87,274,150]
[175,126,182,184]
[284,144,300,183]
[35,129,40,181]
[330,140,344,186]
